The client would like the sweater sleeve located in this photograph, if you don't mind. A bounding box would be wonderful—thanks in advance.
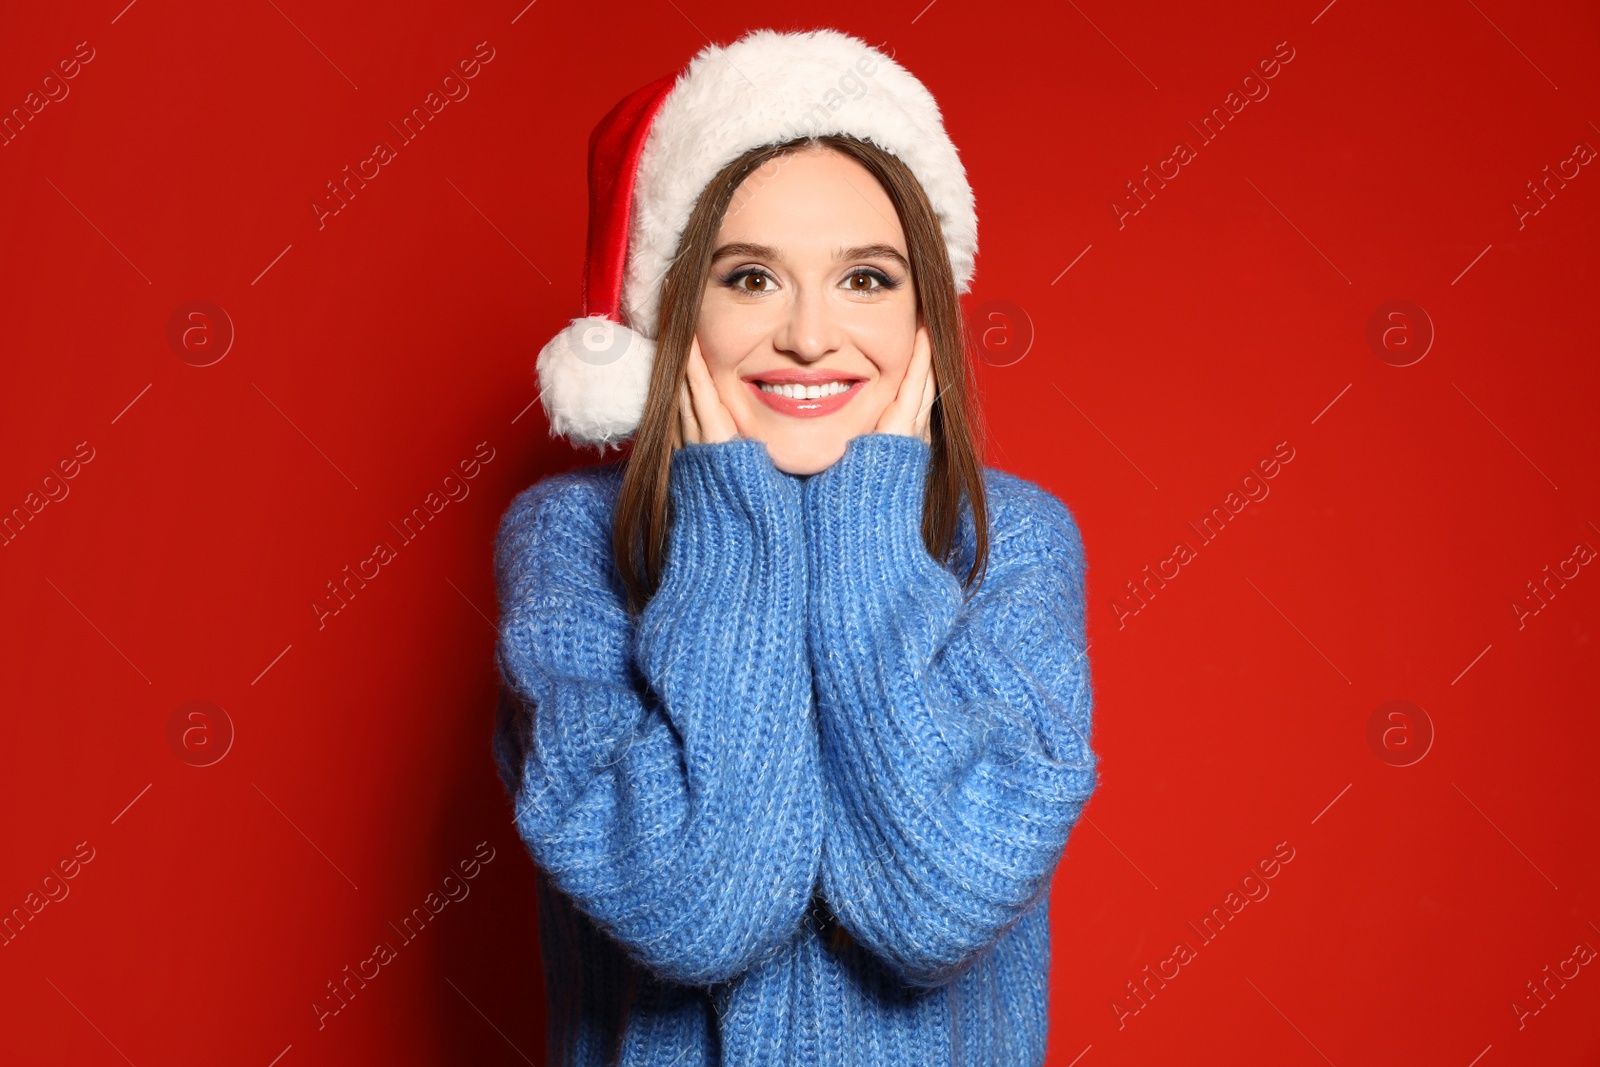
[491,438,821,987]
[802,432,1099,989]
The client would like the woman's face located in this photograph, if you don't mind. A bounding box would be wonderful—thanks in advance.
[694,146,923,476]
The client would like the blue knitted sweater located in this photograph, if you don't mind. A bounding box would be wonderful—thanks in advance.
[491,432,1098,1066]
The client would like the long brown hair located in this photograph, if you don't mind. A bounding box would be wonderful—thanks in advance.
[611,134,990,618]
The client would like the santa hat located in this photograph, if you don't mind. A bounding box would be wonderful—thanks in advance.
[535,27,978,452]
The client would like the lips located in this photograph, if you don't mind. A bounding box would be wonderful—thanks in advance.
[744,378,865,419]
[742,370,867,385]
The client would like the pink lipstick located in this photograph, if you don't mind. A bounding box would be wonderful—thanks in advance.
[742,370,866,419]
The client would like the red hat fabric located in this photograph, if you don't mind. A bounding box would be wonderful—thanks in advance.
[581,74,677,323]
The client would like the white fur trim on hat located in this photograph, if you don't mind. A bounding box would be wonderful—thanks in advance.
[622,27,978,340]
[535,315,655,454]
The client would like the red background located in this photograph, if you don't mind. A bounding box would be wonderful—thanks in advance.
[2,1,1596,1063]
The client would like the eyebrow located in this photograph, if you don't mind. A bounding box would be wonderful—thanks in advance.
[710,242,909,271]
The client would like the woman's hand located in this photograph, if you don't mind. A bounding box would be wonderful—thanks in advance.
[677,333,743,446]
[874,325,935,444]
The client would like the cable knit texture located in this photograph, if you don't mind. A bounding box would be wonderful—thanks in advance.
[492,433,1098,1066]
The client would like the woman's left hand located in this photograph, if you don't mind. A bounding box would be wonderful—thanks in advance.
[873,325,935,444]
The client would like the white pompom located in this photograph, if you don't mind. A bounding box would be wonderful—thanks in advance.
[533,315,656,452]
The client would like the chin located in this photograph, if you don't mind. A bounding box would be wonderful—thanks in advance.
[741,405,885,476]
[766,442,844,477]
[759,430,854,477]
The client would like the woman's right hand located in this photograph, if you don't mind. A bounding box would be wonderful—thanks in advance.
[677,334,743,446]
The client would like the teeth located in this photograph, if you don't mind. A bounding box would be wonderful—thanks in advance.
[757,380,853,399]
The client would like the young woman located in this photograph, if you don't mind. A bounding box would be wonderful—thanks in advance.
[492,28,1099,1066]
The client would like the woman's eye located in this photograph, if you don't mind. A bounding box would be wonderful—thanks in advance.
[724,268,775,293]
[844,270,892,292]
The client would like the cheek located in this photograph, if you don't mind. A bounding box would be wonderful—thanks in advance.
[695,293,774,368]
[849,332,916,426]
[853,312,918,381]
[694,301,764,412]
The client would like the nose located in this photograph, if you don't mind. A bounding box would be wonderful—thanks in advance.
[772,283,842,363]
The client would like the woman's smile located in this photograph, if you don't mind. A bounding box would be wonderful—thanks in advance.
[742,370,868,419]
